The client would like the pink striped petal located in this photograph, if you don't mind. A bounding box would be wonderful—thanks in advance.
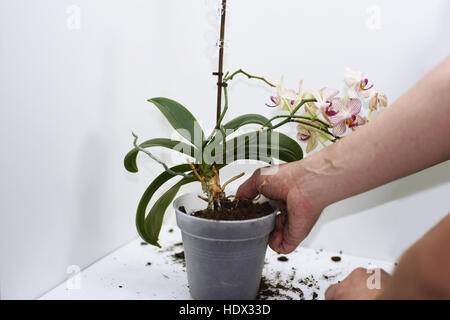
[329,114,346,126]
[332,121,346,136]
[328,98,348,126]
[346,98,362,116]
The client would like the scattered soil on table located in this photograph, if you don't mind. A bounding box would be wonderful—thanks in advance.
[257,276,304,300]
[168,228,174,233]
[159,241,184,254]
[331,256,342,262]
[179,198,273,221]
[140,242,148,246]
[173,251,185,260]
[146,262,152,266]
[289,267,296,281]
[312,292,318,300]
[172,251,186,267]
[277,256,289,262]
[157,241,186,267]
[298,275,320,290]
[322,272,341,280]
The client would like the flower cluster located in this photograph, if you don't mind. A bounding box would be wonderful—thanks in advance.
[267,68,388,153]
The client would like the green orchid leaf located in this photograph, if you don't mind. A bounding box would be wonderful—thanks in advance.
[124,138,198,173]
[135,164,193,246]
[144,177,197,247]
[213,130,303,164]
[148,97,205,150]
[272,131,303,161]
[223,114,271,132]
[203,114,272,162]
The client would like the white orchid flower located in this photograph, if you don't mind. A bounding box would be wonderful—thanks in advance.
[309,87,340,124]
[296,121,328,153]
[311,87,340,109]
[344,68,374,99]
[266,76,306,112]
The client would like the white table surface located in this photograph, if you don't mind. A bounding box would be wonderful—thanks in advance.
[40,225,395,300]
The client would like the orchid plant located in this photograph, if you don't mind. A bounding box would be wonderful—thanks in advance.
[125,68,387,247]
[125,70,303,247]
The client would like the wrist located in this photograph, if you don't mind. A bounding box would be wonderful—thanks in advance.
[291,154,336,212]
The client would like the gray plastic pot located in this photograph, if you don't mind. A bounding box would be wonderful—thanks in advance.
[174,193,277,300]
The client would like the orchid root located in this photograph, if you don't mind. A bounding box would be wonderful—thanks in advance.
[187,159,245,211]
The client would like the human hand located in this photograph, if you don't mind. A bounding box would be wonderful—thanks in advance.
[325,267,392,300]
[236,162,324,254]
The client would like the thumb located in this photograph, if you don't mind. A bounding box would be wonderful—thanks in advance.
[325,283,339,300]
[237,165,287,201]
[236,168,264,199]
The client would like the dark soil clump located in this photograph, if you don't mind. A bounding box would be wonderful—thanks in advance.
[277,256,289,262]
[331,256,342,262]
[181,198,273,221]
[173,251,185,261]
[172,251,186,267]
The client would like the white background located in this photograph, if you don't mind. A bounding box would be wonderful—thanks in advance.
[0,0,449,299]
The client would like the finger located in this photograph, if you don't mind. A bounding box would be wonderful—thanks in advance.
[238,166,289,201]
[278,221,300,253]
[276,190,312,253]
[269,230,283,253]
[275,210,286,231]
[269,212,286,252]
[325,283,339,300]
[257,168,289,201]
[236,168,265,199]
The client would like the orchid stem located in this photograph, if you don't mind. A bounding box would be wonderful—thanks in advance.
[206,69,274,146]
[263,99,316,131]
[265,114,331,129]
[367,107,373,122]
[204,86,229,149]
[224,69,276,87]
[216,86,229,128]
